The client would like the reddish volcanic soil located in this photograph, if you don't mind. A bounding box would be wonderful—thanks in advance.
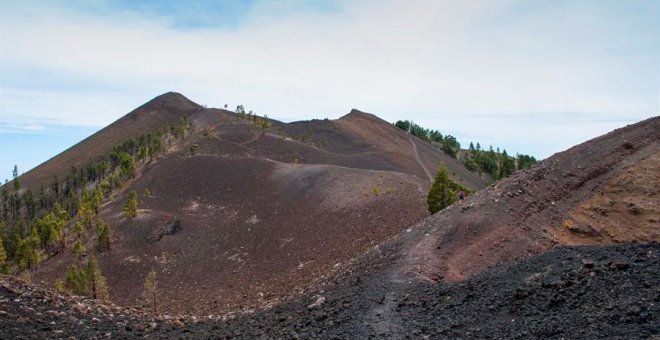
[405,116,659,282]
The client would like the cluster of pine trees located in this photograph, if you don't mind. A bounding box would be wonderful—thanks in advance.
[60,255,109,301]
[461,142,537,180]
[394,120,461,158]
[0,115,195,298]
[235,105,270,131]
[394,119,537,180]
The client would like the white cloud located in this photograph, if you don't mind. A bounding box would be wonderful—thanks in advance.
[0,123,46,133]
[0,0,657,158]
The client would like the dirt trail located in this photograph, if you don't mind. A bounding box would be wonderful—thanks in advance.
[364,268,408,338]
[410,135,434,183]
[240,130,263,145]
[357,225,434,338]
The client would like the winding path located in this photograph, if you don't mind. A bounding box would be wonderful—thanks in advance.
[410,135,434,183]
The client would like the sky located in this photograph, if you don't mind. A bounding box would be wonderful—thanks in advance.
[1,0,658,181]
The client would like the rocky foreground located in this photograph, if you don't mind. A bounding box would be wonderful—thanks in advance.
[1,242,657,339]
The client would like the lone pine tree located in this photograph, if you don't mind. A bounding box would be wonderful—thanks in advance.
[0,235,7,274]
[86,256,110,301]
[144,268,158,314]
[427,164,461,214]
[123,190,137,218]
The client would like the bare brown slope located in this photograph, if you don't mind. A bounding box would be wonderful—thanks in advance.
[31,110,430,314]
[17,92,202,191]
[25,96,485,314]
[280,109,486,189]
[406,116,659,282]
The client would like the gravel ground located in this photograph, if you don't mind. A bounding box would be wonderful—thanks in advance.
[2,242,656,339]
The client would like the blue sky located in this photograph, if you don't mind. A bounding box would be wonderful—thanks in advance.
[1,0,658,181]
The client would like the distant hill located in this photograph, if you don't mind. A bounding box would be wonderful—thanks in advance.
[17,92,202,190]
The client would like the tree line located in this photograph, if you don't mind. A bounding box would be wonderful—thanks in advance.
[462,142,537,181]
[394,120,537,180]
[395,120,461,158]
[0,114,195,301]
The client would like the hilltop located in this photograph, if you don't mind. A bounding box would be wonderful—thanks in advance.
[16,92,202,190]
[4,92,486,314]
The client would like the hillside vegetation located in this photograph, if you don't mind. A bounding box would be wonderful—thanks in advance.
[394,119,538,180]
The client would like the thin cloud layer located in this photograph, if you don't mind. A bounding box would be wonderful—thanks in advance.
[0,0,657,161]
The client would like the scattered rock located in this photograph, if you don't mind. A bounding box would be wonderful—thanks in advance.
[610,261,630,270]
[307,296,326,310]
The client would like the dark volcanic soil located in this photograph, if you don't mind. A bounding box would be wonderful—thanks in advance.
[1,242,657,339]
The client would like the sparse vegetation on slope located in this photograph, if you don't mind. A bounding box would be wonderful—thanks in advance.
[395,120,461,157]
[0,112,195,278]
[394,119,538,180]
[462,141,537,180]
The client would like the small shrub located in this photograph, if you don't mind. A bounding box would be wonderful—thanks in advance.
[143,188,151,198]
[372,185,380,196]
[190,144,198,156]
[54,279,64,292]
[260,115,270,131]
[19,270,32,283]
[72,240,85,258]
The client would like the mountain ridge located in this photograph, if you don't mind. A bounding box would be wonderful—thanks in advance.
[0,94,656,337]
[4,92,487,314]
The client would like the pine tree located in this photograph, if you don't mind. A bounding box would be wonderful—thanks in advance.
[144,268,158,314]
[97,221,112,250]
[427,165,459,214]
[12,165,19,192]
[260,115,270,132]
[498,149,516,179]
[15,228,40,270]
[73,221,87,239]
[0,235,8,274]
[94,270,110,302]
[90,187,103,213]
[65,263,87,295]
[85,256,109,301]
[65,264,77,289]
[123,190,137,218]
[72,239,85,258]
